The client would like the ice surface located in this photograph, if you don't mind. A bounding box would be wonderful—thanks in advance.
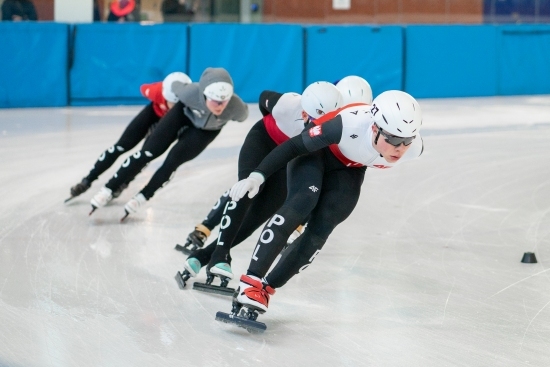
[1,95,550,366]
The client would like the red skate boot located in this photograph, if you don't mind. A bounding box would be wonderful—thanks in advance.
[215,275,275,333]
[236,275,275,314]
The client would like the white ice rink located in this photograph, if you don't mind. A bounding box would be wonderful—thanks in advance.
[1,96,550,366]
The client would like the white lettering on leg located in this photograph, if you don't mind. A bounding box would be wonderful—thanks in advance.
[252,244,261,261]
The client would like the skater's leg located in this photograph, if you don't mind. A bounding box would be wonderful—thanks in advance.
[266,159,366,288]
[86,103,159,183]
[137,126,221,200]
[229,166,289,246]
[199,122,282,276]
[70,104,159,199]
[200,189,231,231]
[177,189,231,256]
[104,102,185,192]
[245,152,325,279]
[90,103,185,209]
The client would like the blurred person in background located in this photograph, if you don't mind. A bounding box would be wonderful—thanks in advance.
[1,0,37,21]
[94,0,102,21]
[161,0,197,22]
[107,0,135,22]
[66,72,192,203]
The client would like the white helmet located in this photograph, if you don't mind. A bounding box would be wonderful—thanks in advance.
[301,81,343,119]
[336,75,373,105]
[371,90,422,137]
[162,72,192,103]
[203,81,233,102]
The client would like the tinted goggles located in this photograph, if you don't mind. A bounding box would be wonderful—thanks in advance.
[378,127,416,147]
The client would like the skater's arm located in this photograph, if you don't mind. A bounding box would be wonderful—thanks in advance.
[254,115,343,178]
[227,94,249,122]
[229,116,344,201]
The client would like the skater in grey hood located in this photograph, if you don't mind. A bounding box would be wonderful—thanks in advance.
[89,67,249,220]
[172,67,248,130]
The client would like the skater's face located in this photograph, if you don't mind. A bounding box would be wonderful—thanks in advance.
[206,97,230,116]
[167,101,176,109]
[371,124,413,163]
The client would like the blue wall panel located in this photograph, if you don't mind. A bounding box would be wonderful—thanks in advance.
[497,25,550,95]
[70,23,188,106]
[0,23,69,108]
[305,26,403,97]
[189,24,303,103]
[405,25,498,98]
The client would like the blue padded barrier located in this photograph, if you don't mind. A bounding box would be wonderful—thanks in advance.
[70,23,188,106]
[188,24,303,102]
[405,25,498,98]
[305,25,404,96]
[0,22,69,108]
[497,25,550,95]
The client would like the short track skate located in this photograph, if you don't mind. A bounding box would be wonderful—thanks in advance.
[193,271,235,296]
[215,299,267,333]
[174,235,203,256]
[174,270,192,289]
[65,179,91,203]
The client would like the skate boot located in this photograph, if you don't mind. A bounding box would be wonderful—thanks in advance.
[193,262,235,296]
[89,187,112,215]
[111,182,129,199]
[236,275,275,314]
[65,178,91,203]
[174,224,211,255]
[121,193,146,221]
[175,257,202,289]
[215,275,274,333]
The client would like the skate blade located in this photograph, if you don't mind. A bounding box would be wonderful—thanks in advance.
[174,272,188,289]
[120,211,130,222]
[89,206,97,216]
[215,311,266,333]
[64,196,75,203]
[174,244,192,256]
[193,282,235,296]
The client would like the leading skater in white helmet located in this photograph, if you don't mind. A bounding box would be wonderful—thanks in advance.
[175,81,345,294]
[219,90,424,331]
[65,71,192,203]
[88,67,249,219]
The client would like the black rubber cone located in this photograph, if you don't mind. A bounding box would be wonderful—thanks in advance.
[521,252,538,264]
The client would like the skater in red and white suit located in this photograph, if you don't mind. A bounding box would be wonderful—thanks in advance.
[229,90,424,314]
[180,81,344,282]
[180,75,373,256]
[66,72,191,201]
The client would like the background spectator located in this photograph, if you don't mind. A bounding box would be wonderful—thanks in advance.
[1,0,37,21]
[161,0,196,22]
[93,0,102,21]
[107,0,135,22]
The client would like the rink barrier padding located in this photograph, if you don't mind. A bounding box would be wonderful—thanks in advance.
[188,23,304,102]
[304,25,404,95]
[404,25,499,98]
[0,22,69,108]
[497,25,550,96]
[1,23,549,108]
[69,23,188,106]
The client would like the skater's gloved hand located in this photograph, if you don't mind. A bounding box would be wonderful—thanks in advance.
[229,172,265,201]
